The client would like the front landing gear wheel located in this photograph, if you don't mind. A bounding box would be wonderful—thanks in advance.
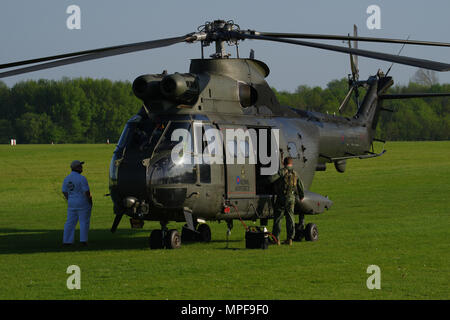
[304,223,318,242]
[149,230,164,249]
[197,224,211,242]
[165,229,181,249]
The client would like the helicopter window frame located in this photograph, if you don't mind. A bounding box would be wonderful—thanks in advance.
[152,120,193,155]
[199,123,214,184]
[149,120,200,186]
[116,124,131,152]
[151,121,172,156]
[115,115,143,153]
[149,154,197,185]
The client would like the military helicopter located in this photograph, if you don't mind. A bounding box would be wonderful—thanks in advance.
[2,20,450,249]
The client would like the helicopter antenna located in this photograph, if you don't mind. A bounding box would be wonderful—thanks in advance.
[385,35,410,77]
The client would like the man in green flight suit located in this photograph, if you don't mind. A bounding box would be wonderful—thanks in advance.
[271,157,304,246]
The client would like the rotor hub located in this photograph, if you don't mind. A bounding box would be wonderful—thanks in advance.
[195,20,242,58]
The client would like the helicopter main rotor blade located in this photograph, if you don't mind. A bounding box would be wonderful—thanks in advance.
[0,35,189,78]
[379,93,450,99]
[251,31,450,48]
[240,33,450,72]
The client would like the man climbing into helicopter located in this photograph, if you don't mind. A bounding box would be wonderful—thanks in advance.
[270,157,304,246]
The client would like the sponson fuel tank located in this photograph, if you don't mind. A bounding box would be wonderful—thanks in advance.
[296,191,333,215]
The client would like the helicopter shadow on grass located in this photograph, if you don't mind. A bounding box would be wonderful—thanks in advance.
[0,228,245,254]
[182,238,244,251]
[0,228,155,254]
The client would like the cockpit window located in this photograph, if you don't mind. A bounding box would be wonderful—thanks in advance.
[155,121,192,152]
[116,116,142,151]
[116,116,170,156]
[135,121,166,153]
[149,121,197,185]
[150,155,196,185]
[116,123,131,151]
[115,115,169,154]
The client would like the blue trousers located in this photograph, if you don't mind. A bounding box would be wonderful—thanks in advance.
[63,207,91,243]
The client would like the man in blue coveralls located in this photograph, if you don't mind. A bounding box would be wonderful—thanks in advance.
[62,160,93,246]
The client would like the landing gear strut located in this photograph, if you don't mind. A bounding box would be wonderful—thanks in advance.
[181,222,212,242]
[149,221,182,249]
[181,223,197,242]
[294,214,319,242]
[197,223,211,242]
[225,220,233,248]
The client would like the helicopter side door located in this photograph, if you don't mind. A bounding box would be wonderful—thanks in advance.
[188,122,225,218]
[218,124,256,219]
[249,126,279,220]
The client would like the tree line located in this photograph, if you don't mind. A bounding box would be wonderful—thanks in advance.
[0,77,449,144]
[274,78,450,141]
[0,78,141,144]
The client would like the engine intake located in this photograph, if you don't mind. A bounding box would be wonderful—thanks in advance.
[160,73,199,103]
[132,74,163,101]
[238,82,258,107]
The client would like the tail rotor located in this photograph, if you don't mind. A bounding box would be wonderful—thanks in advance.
[339,25,361,114]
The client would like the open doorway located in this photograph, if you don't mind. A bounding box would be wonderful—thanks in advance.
[249,127,275,195]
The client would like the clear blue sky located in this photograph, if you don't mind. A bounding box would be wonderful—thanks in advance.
[1,0,449,91]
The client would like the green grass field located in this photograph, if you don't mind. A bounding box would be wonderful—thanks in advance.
[0,142,448,299]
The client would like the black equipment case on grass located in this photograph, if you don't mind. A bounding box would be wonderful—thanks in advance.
[245,226,269,249]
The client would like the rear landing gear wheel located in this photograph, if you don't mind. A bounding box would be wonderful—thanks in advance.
[197,224,211,242]
[149,230,164,249]
[181,224,197,242]
[165,229,181,249]
[294,223,305,242]
[304,223,318,242]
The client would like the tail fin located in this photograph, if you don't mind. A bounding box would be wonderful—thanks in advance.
[356,74,394,141]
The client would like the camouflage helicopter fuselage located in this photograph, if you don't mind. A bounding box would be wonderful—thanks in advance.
[109,58,391,225]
